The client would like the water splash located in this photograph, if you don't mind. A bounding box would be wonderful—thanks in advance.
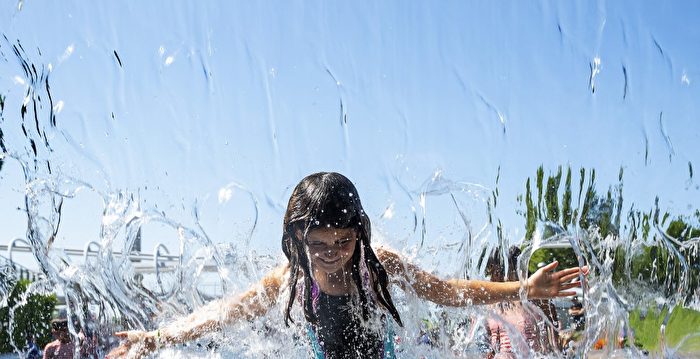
[1,2,699,358]
[589,56,601,94]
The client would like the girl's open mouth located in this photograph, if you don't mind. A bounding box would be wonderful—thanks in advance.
[320,257,341,265]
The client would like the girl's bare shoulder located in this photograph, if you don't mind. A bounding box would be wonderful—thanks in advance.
[375,246,400,262]
[263,263,290,286]
[374,246,407,276]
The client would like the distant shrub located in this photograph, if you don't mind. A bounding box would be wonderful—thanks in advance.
[0,279,57,353]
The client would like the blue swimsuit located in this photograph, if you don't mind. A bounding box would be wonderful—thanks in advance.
[305,291,396,359]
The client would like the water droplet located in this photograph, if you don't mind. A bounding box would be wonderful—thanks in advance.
[681,72,691,85]
[589,56,601,93]
[59,44,74,62]
[53,100,64,114]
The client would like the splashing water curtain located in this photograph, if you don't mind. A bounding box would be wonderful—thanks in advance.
[0,2,699,358]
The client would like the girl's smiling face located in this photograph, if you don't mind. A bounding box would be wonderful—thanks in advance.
[303,227,357,274]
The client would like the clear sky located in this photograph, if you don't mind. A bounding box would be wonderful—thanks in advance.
[1,1,698,275]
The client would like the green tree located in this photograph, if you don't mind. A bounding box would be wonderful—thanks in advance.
[626,215,700,304]
[528,247,579,273]
[521,165,699,305]
[0,279,57,353]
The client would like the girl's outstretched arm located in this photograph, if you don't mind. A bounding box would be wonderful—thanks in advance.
[376,247,585,306]
[106,264,289,359]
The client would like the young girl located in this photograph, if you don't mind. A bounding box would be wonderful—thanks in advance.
[107,172,586,358]
[485,247,561,358]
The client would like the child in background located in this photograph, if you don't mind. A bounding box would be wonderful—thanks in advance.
[485,246,562,358]
[43,319,74,359]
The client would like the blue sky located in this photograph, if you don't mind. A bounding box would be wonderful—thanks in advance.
[1,1,698,273]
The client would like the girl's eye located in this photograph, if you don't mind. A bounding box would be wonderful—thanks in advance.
[307,237,353,249]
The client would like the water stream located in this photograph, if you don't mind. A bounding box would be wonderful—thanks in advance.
[1,1,699,358]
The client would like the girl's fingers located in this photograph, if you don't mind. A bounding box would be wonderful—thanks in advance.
[555,267,583,277]
[556,291,577,297]
[115,331,129,338]
[540,261,559,273]
[560,282,582,290]
[560,272,584,283]
[553,266,589,282]
[106,347,126,359]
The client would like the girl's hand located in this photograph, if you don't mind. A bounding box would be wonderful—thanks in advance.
[526,261,588,299]
[106,330,157,359]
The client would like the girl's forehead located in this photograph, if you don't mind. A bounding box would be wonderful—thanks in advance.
[307,227,356,240]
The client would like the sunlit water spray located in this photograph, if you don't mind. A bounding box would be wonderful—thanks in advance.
[1,3,700,358]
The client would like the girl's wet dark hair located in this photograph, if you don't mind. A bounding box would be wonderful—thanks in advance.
[282,172,403,327]
[51,319,69,331]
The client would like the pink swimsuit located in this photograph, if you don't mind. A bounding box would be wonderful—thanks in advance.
[487,303,545,358]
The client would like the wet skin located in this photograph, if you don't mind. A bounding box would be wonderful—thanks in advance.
[299,227,357,295]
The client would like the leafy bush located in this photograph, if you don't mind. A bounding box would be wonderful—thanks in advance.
[522,165,700,305]
[0,279,57,353]
[528,247,580,274]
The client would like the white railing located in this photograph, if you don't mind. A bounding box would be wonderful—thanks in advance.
[0,238,224,275]
[1,238,179,276]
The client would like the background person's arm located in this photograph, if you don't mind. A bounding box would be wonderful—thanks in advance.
[107,264,288,358]
[376,247,585,306]
[42,343,53,359]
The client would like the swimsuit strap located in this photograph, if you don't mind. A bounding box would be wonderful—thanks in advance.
[306,324,326,359]
[383,318,397,359]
